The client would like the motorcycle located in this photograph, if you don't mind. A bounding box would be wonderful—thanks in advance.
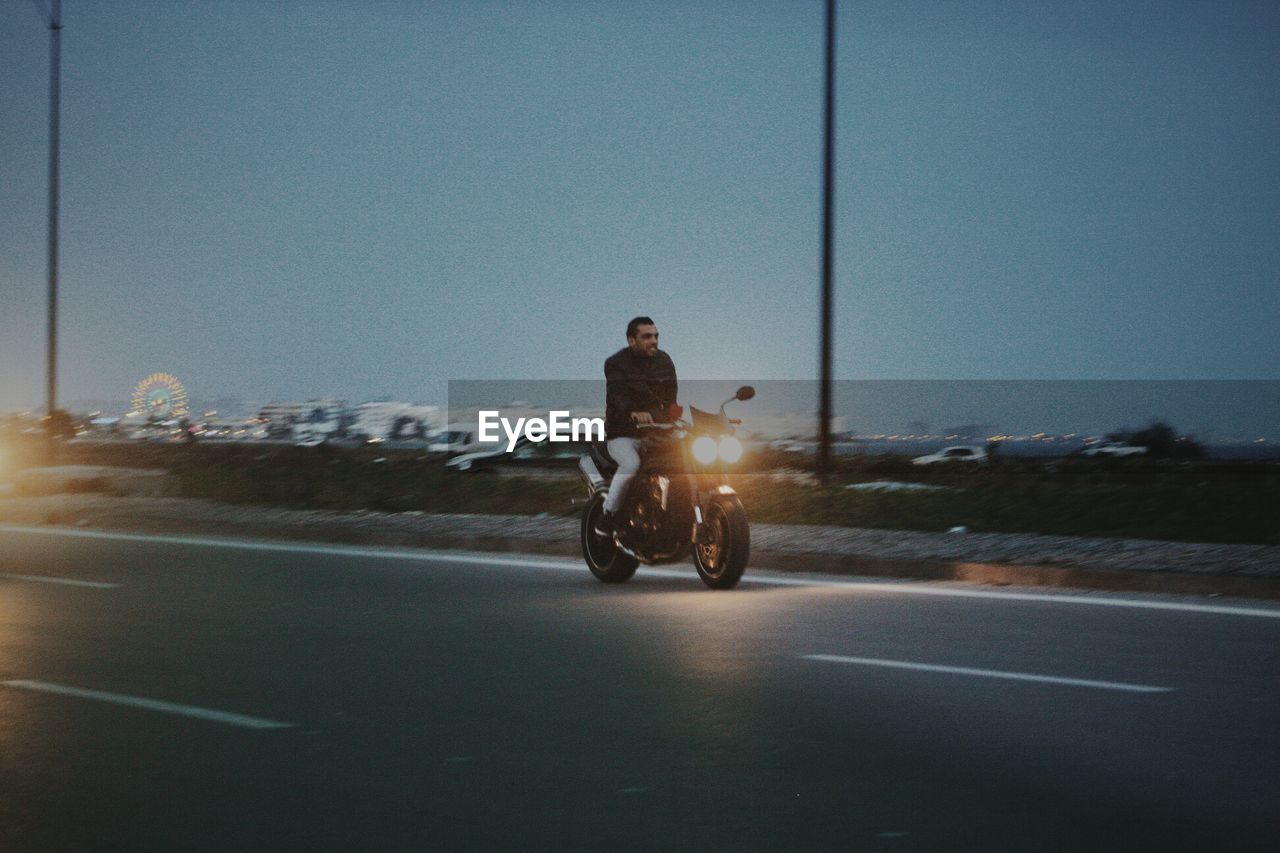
[577,386,755,589]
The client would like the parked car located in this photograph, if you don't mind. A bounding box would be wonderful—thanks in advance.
[446,437,591,472]
[446,436,532,471]
[428,425,477,454]
[912,445,988,465]
[1080,442,1147,458]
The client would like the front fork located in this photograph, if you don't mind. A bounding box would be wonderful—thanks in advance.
[690,471,734,545]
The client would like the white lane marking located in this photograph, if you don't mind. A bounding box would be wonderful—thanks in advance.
[2,523,1279,619]
[802,655,1175,693]
[2,573,118,589]
[1,680,294,729]
[745,575,1280,619]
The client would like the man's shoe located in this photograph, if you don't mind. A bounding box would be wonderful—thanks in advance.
[593,511,614,538]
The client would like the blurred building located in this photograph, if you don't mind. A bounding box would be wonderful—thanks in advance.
[352,402,443,442]
[258,398,347,439]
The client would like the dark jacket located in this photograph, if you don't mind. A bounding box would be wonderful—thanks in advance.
[604,347,678,439]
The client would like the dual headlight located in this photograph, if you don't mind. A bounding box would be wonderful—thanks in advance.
[691,434,743,465]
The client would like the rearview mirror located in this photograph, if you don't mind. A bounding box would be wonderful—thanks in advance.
[735,386,756,401]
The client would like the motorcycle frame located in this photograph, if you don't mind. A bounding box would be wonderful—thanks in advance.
[578,412,739,566]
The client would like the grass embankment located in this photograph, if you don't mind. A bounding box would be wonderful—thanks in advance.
[23,440,1280,545]
[736,454,1279,545]
[52,442,579,516]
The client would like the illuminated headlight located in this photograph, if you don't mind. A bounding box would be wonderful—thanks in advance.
[692,435,718,465]
[692,435,744,465]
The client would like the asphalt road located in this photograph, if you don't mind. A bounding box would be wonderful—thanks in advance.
[2,526,1278,851]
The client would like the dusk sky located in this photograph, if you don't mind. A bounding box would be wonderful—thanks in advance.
[3,0,1278,414]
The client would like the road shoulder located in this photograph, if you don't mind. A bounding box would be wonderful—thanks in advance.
[1,494,1277,601]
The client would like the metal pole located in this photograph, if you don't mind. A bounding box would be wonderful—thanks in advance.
[46,0,62,443]
[818,0,836,484]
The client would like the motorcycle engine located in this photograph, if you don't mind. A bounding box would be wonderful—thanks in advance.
[625,473,693,559]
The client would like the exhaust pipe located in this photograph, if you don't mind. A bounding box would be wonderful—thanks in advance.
[578,455,606,494]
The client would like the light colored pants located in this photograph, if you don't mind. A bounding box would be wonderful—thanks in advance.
[601,437,642,515]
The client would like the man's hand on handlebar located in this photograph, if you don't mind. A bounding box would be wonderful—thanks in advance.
[630,411,655,425]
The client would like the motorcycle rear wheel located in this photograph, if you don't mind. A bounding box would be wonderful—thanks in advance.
[693,496,749,589]
[581,493,638,583]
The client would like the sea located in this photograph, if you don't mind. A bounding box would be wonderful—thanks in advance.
[802,440,1277,462]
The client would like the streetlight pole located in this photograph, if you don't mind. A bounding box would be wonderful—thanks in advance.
[818,0,836,484]
[39,0,62,451]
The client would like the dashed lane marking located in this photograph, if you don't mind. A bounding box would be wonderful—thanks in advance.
[2,573,118,589]
[802,654,1175,693]
[1,680,294,729]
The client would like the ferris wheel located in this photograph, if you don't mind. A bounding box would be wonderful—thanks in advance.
[132,373,189,420]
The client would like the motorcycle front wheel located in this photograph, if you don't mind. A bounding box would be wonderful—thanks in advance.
[693,495,750,590]
[581,493,638,583]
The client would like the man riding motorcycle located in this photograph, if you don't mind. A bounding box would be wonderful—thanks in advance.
[595,316,678,537]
